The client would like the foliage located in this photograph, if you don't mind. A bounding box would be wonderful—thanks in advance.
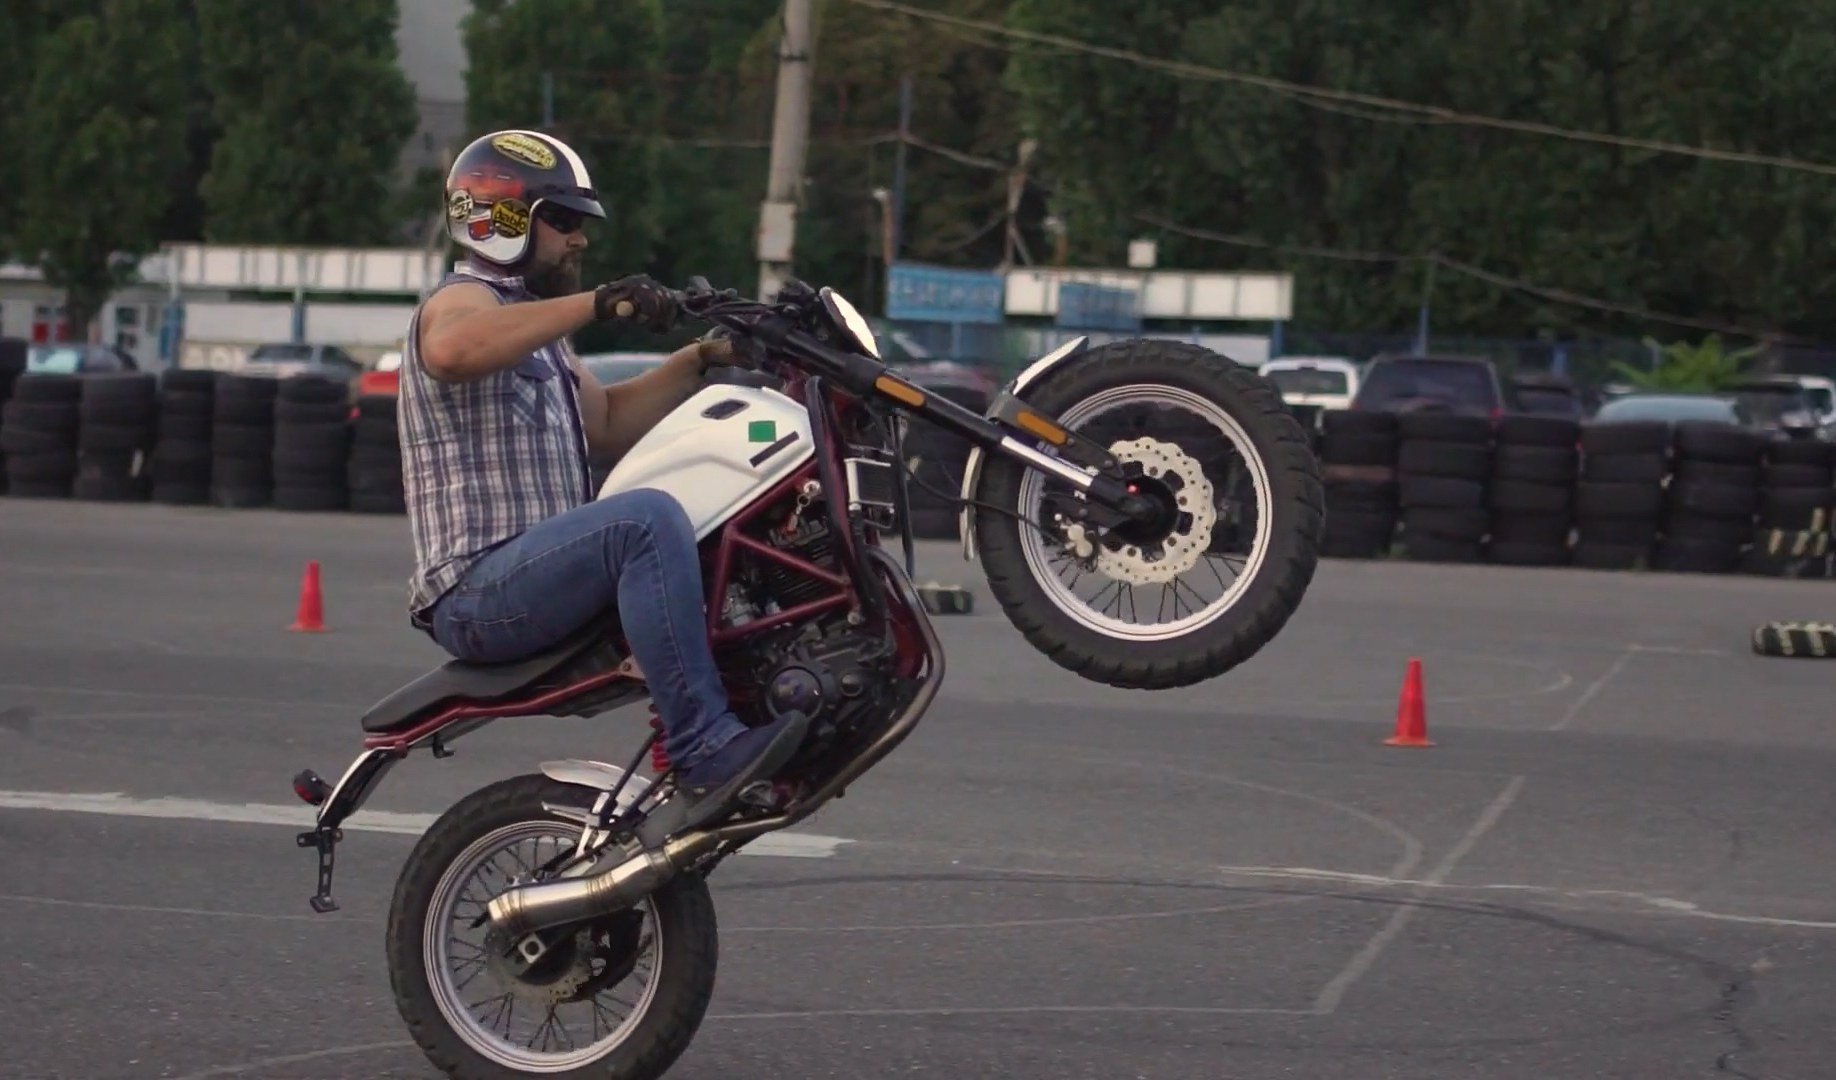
[1610,334,1762,391]
[195,0,420,245]
[14,0,191,335]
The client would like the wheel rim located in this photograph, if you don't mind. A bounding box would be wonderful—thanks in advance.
[423,820,663,1072]
[1015,383,1274,641]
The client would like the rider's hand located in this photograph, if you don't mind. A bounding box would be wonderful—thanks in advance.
[695,326,763,375]
[593,275,678,332]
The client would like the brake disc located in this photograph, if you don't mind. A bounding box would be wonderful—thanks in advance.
[1094,437,1217,586]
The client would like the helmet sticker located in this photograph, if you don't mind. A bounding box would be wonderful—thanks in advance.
[446,190,474,221]
[491,132,557,170]
[490,198,530,239]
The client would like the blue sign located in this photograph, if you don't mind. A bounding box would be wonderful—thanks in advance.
[886,263,1005,325]
[1056,282,1141,332]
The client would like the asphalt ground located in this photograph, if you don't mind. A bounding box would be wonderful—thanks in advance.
[3,500,1836,1079]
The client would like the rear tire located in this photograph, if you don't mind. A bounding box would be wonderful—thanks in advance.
[386,774,718,1079]
[972,339,1323,689]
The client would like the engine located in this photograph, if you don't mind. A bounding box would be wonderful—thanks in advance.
[715,492,900,771]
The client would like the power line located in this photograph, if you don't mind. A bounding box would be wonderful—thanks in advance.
[839,0,1836,180]
[884,133,1793,340]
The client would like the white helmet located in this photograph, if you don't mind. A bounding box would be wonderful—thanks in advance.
[443,129,606,266]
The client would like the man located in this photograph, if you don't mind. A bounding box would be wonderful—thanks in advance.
[399,129,808,825]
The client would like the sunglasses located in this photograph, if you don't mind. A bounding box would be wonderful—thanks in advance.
[537,204,588,234]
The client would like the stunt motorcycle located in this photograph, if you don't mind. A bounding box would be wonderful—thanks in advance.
[291,277,1324,1078]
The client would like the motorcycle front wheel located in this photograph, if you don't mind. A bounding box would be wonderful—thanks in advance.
[972,338,1324,690]
[384,774,718,1079]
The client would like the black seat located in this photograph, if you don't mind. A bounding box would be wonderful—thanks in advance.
[361,617,619,734]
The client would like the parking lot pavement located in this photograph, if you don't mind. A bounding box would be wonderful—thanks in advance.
[3,501,1836,1079]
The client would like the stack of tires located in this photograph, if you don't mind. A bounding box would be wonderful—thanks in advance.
[1653,421,1764,573]
[0,339,24,493]
[347,393,406,514]
[1571,421,1669,570]
[901,383,990,539]
[210,374,279,508]
[1743,439,1836,579]
[1486,415,1581,566]
[73,373,158,502]
[151,370,219,505]
[1395,413,1493,563]
[1317,411,1400,558]
[2,373,82,498]
[271,375,353,511]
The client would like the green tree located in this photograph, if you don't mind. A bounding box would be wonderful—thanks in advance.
[15,0,190,337]
[462,0,666,280]
[195,0,419,245]
[1610,334,1760,391]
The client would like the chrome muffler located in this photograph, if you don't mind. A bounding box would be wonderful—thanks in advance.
[485,831,716,939]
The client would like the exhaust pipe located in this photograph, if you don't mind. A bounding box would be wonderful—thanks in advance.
[486,831,716,939]
[487,547,945,940]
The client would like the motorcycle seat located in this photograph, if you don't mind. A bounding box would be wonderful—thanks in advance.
[360,616,620,734]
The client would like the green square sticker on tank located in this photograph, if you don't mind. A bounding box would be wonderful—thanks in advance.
[747,420,778,443]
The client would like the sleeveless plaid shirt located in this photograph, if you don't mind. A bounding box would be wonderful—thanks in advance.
[398,261,594,627]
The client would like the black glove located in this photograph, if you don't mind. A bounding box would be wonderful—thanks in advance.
[594,275,678,332]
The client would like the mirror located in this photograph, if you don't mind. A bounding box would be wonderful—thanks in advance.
[818,287,881,359]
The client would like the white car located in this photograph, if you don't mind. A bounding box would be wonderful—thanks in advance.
[1260,356,1361,421]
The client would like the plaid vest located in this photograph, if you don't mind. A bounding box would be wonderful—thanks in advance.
[398,261,593,626]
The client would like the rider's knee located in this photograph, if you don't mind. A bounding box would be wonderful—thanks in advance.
[605,487,696,553]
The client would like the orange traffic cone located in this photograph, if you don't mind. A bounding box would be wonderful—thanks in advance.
[289,561,327,633]
[1384,657,1432,747]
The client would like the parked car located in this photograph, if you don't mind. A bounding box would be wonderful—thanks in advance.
[242,342,365,382]
[1721,376,1830,440]
[1260,356,1360,429]
[1348,353,1508,418]
[1508,372,1585,419]
[26,343,139,374]
[1589,392,1750,427]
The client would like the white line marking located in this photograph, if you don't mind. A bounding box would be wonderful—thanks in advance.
[1209,864,1836,932]
[0,790,852,859]
[1310,775,1525,1015]
[1549,649,1635,731]
[168,1042,415,1080]
[1629,643,1734,657]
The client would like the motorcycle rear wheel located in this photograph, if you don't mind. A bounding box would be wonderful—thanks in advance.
[385,774,718,1079]
[972,338,1324,690]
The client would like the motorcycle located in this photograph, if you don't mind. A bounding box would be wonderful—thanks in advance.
[289,276,1324,1078]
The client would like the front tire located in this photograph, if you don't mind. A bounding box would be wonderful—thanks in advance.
[386,774,718,1079]
[973,339,1324,690]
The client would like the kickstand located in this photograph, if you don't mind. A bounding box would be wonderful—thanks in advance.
[297,826,344,913]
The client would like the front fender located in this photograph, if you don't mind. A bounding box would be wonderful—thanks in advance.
[957,336,1091,560]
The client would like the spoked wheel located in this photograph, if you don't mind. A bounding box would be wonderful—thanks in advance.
[973,339,1324,689]
[386,775,718,1079]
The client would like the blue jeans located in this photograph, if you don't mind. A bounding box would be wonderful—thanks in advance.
[427,487,748,770]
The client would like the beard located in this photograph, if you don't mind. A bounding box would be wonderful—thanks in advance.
[522,251,581,299]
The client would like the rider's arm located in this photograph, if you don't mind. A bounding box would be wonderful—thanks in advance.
[572,344,708,460]
[417,283,597,383]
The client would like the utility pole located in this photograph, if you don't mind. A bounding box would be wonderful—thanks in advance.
[890,74,913,263]
[757,0,816,301]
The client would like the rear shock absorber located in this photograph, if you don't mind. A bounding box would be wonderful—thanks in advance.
[647,709,672,774]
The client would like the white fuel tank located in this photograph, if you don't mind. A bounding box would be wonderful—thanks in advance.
[596,384,814,538]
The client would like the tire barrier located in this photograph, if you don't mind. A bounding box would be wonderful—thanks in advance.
[73,373,158,502]
[272,375,353,512]
[1752,621,1836,658]
[152,369,218,505]
[1,372,81,498]
[348,393,406,514]
[0,339,24,494]
[897,382,990,540]
[211,373,279,509]
[1314,408,1836,578]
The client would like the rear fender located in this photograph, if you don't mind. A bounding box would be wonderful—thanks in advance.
[958,336,1090,560]
[540,758,654,811]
